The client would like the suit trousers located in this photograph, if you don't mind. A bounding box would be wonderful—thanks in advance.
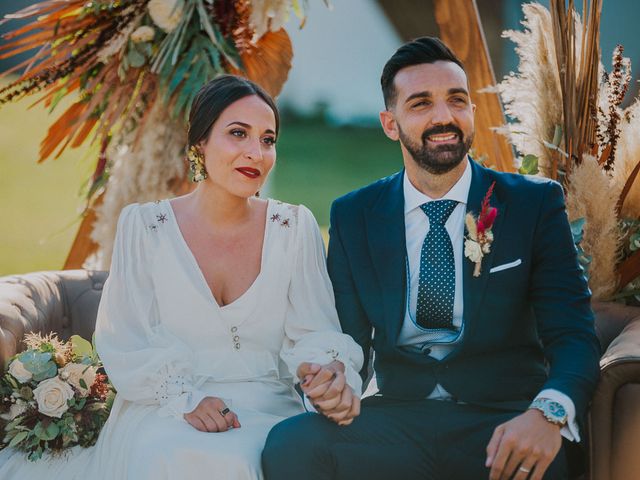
[262,395,568,480]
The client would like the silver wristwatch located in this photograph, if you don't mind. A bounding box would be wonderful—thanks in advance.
[529,398,568,427]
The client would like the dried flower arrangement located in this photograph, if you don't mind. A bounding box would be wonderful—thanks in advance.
[0,0,316,267]
[489,0,640,302]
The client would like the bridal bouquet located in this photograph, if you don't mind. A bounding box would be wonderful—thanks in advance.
[0,333,114,461]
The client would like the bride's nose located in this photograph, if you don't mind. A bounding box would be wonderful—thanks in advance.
[244,139,263,161]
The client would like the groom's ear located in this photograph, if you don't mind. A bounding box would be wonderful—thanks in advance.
[379,110,399,141]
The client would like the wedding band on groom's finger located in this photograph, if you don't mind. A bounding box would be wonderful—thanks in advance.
[220,407,230,416]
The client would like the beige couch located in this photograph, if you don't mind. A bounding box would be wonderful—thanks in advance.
[1,270,639,479]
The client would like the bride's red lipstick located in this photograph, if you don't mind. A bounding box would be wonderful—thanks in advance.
[235,167,260,179]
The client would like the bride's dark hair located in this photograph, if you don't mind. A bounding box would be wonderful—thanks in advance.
[187,75,280,147]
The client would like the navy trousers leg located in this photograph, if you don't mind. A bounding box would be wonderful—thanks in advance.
[262,396,568,480]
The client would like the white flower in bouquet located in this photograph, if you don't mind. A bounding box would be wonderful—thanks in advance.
[0,399,27,421]
[8,359,32,383]
[148,0,184,33]
[464,239,484,263]
[131,25,155,43]
[33,377,74,418]
[60,363,98,397]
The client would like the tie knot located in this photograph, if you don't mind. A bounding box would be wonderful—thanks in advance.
[420,200,458,225]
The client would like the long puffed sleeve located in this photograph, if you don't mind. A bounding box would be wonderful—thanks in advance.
[279,205,364,395]
[95,204,207,420]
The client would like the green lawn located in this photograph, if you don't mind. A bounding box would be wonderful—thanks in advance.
[0,104,401,276]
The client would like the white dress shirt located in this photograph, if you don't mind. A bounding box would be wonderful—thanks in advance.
[395,159,580,441]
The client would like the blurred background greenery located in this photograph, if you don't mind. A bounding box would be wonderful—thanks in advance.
[0,93,401,276]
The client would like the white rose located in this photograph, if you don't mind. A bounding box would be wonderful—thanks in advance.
[131,25,155,43]
[60,364,97,397]
[33,377,74,418]
[148,0,184,33]
[464,239,484,263]
[8,359,32,383]
[0,399,27,421]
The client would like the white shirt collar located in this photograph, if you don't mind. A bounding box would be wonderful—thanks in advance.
[403,158,472,214]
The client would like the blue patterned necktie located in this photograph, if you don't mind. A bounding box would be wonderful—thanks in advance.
[416,200,458,329]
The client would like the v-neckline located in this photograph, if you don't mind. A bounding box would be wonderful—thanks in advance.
[164,198,272,310]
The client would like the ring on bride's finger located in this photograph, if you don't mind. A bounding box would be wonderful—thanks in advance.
[220,407,230,416]
[518,466,531,474]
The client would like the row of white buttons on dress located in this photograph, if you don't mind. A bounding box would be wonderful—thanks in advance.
[231,326,240,349]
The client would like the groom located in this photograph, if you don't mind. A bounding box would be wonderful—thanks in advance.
[263,37,600,479]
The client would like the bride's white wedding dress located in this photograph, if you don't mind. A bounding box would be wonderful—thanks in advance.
[0,199,363,479]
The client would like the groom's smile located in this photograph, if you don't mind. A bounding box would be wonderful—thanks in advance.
[379,60,476,176]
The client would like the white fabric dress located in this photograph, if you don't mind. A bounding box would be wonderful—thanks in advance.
[0,199,364,479]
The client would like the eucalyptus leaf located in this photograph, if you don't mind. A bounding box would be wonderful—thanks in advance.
[45,421,60,440]
[570,218,586,243]
[518,154,539,175]
[33,422,47,440]
[70,335,93,360]
[8,430,28,448]
[127,49,146,68]
[6,415,25,431]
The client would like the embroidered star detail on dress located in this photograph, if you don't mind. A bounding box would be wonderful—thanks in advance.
[156,213,168,224]
[464,181,498,277]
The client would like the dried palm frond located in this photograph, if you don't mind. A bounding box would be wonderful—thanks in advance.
[230,29,293,97]
[549,0,602,172]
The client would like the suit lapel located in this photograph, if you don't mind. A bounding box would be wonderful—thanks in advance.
[462,160,506,336]
[364,171,407,344]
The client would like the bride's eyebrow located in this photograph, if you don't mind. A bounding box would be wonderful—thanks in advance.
[226,121,276,136]
[226,121,251,128]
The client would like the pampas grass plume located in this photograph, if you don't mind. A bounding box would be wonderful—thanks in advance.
[565,155,621,299]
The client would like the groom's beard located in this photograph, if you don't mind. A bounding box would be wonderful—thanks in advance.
[399,123,473,175]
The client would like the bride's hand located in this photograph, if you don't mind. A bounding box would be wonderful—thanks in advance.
[184,396,241,432]
[298,361,361,425]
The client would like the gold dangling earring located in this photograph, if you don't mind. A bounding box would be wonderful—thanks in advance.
[187,145,208,182]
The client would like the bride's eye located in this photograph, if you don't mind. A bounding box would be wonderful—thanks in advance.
[230,129,246,138]
[262,136,276,146]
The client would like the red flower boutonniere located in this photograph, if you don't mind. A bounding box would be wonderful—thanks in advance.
[465,181,498,277]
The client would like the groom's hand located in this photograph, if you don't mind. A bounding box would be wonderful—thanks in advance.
[297,361,360,425]
[485,409,562,480]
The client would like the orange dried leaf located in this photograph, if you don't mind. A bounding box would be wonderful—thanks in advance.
[617,158,640,216]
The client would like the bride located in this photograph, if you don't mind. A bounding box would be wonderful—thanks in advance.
[0,74,364,479]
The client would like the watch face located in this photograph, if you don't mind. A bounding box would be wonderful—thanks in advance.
[548,401,566,419]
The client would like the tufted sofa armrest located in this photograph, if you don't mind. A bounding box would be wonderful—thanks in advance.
[0,270,108,366]
[589,302,640,480]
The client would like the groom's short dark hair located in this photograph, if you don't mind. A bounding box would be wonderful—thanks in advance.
[381,37,465,109]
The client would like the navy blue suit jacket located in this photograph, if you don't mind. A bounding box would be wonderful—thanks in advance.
[327,160,600,419]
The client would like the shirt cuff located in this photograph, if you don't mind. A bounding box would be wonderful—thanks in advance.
[534,388,580,442]
[302,394,318,413]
